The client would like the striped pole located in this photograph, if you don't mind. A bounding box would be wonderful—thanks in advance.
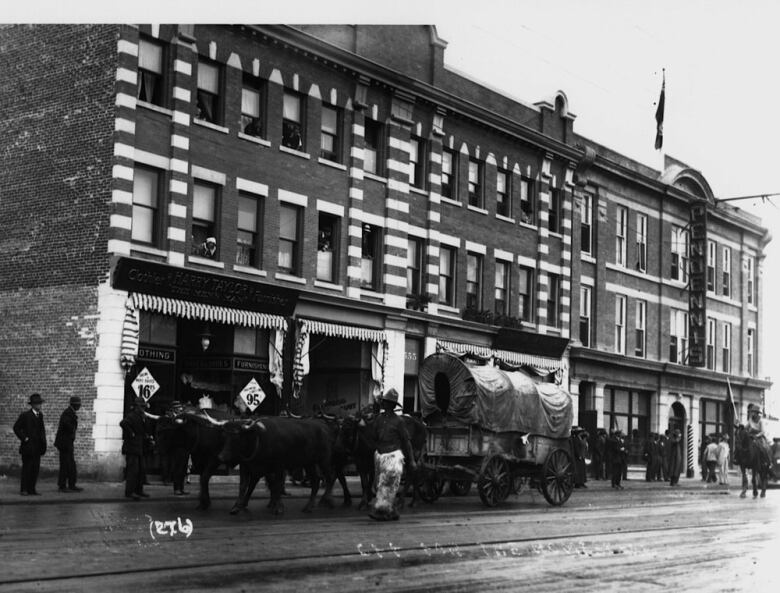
[686,424,695,478]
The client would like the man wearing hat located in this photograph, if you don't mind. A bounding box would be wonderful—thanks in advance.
[746,404,772,468]
[13,393,47,495]
[668,428,684,486]
[54,396,83,492]
[120,396,151,501]
[606,428,627,490]
[200,236,217,259]
[368,388,416,521]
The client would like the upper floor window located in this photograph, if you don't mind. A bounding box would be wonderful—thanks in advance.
[721,322,732,373]
[635,300,646,358]
[722,246,731,297]
[236,193,262,267]
[518,266,533,322]
[131,166,162,245]
[467,160,483,208]
[320,105,340,162]
[746,255,756,305]
[278,204,301,275]
[548,188,562,233]
[439,246,456,306]
[137,38,165,107]
[747,328,755,376]
[707,240,716,292]
[519,178,534,224]
[706,317,716,370]
[579,286,591,347]
[494,260,509,315]
[614,295,626,355]
[615,205,627,267]
[671,225,689,283]
[670,309,688,364]
[466,253,483,309]
[496,170,509,217]
[241,76,264,137]
[441,149,456,200]
[406,237,424,297]
[282,92,304,151]
[196,60,221,124]
[636,213,647,272]
[409,137,425,189]
[580,193,592,255]
[317,212,339,283]
[191,182,218,257]
[363,119,382,175]
[547,273,561,328]
[361,224,382,291]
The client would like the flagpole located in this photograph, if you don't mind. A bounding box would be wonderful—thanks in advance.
[726,376,739,427]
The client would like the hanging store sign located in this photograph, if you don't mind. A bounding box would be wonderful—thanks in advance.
[234,358,269,372]
[240,378,266,411]
[688,201,707,367]
[132,367,160,401]
[138,347,176,363]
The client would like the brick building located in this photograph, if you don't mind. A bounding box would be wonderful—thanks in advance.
[0,24,770,478]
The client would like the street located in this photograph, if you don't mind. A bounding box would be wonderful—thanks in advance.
[0,477,777,592]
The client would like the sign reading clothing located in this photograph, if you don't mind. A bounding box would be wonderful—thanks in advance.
[688,201,707,367]
[132,367,160,401]
[240,378,266,411]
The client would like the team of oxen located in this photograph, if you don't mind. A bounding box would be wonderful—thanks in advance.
[154,404,427,516]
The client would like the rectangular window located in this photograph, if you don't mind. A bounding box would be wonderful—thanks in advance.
[236,193,261,267]
[494,260,509,315]
[320,105,340,162]
[316,212,339,282]
[409,137,425,188]
[671,225,690,283]
[137,37,165,107]
[282,91,304,151]
[547,273,560,328]
[441,149,455,199]
[636,213,647,272]
[707,240,716,292]
[615,295,626,355]
[721,322,731,373]
[467,160,482,208]
[363,119,381,175]
[746,255,755,305]
[131,166,161,245]
[670,309,689,364]
[579,286,591,347]
[234,327,270,357]
[548,188,562,233]
[361,224,381,290]
[196,60,221,124]
[635,300,646,358]
[241,76,264,137]
[439,246,456,306]
[278,204,301,275]
[518,266,533,322]
[191,182,218,256]
[580,193,592,255]
[603,388,651,459]
[747,328,755,376]
[406,237,423,297]
[615,205,627,267]
[519,178,534,224]
[722,247,731,297]
[466,253,483,309]
[706,317,716,370]
[496,170,509,217]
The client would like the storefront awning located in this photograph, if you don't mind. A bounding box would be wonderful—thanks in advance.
[300,319,387,343]
[436,339,564,372]
[133,293,287,331]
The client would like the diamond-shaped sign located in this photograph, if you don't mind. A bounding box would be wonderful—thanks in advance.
[240,378,266,411]
[131,367,160,401]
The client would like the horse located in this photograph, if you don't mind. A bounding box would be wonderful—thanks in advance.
[734,426,769,499]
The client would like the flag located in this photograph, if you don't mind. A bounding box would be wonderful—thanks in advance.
[726,376,738,425]
[654,70,665,150]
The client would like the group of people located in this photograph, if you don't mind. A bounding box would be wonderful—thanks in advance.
[700,434,731,485]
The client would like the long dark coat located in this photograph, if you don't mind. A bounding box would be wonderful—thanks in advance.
[120,409,147,456]
[668,434,684,480]
[54,407,78,452]
[13,409,47,456]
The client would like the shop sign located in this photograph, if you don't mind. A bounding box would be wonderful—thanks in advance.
[234,358,269,372]
[240,377,266,411]
[132,367,160,401]
[138,347,176,363]
[185,357,231,370]
[688,201,707,367]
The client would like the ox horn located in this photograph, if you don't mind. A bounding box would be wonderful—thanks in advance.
[198,410,229,427]
[143,411,161,421]
[241,418,266,431]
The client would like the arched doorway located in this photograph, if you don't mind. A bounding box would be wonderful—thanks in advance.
[669,401,686,435]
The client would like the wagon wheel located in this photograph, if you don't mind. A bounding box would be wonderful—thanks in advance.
[448,479,472,496]
[540,448,574,506]
[416,475,445,503]
[477,455,511,506]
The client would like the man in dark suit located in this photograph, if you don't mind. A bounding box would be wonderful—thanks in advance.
[54,396,83,492]
[120,396,151,501]
[13,393,47,495]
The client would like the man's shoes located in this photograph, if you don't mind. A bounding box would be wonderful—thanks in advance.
[20,491,28,496]
[136,492,150,498]
[368,511,386,521]
[58,487,71,493]
[68,487,83,492]
[174,490,189,496]
[29,491,41,495]
[126,494,141,501]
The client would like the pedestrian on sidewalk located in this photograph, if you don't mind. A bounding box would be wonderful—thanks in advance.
[120,396,151,501]
[607,429,627,490]
[571,427,589,488]
[54,396,83,493]
[717,435,730,486]
[700,435,711,481]
[704,437,719,484]
[668,428,684,486]
[660,430,670,481]
[13,393,47,496]
[589,429,606,480]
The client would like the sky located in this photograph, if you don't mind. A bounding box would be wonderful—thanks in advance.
[9,0,780,411]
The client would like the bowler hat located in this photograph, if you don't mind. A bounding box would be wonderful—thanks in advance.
[69,396,82,405]
[134,396,149,409]
[379,388,402,407]
[28,393,43,405]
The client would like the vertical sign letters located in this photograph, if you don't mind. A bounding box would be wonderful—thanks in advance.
[688,201,707,366]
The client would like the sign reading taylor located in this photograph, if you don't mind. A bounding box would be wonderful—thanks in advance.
[113,257,298,316]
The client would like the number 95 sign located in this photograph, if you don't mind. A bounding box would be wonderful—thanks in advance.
[240,378,266,411]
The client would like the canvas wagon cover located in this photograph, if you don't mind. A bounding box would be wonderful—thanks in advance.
[418,352,572,437]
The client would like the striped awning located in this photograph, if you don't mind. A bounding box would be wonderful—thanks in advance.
[436,339,564,372]
[300,319,387,343]
[132,293,287,331]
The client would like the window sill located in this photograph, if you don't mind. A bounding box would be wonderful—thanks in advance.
[276,272,307,285]
[495,213,515,223]
[518,220,537,229]
[137,101,173,117]
[364,172,387,184]
[130,243,168,258]
[440,196,462,207]
[314,279,344,291]
[436,304,460,315]
[279,145,311,159]
[581,254,596,264]
[193,119,229,134]
[237,132,271,147]
[318,157,347,171]
[467,204,488,215]
[233,265,267,278]
[409,186,427,196]
[188,256,225,269]
[547,231,564,239]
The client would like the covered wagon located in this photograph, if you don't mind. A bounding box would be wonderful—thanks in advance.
[417,352,575,506]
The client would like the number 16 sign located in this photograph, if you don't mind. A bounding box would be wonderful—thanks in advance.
[240,377,266,411]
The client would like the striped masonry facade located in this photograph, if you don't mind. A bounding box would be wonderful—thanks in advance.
[346,113,366,298]
[384,121,412,307]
